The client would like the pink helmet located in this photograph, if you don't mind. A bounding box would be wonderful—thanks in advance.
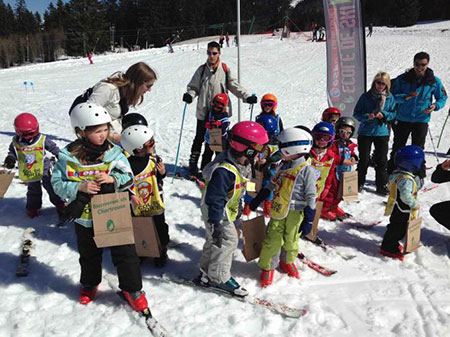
[230,121,269,153]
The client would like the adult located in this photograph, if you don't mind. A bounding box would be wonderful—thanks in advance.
[430,159,450,230]
[367,23,373,37]
[182,41,257,176]
[353,72,396,195]
[69,62,157,143]
[387,52,448,174]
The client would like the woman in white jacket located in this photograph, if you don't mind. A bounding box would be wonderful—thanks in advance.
[69,62,157,143]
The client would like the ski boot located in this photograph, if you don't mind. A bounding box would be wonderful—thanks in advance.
[263,200,272,218]
[79,285,98,305]
[27,209,39,218]
[210,277,249,297]
[380,249,404,261]
[320,208,337,221]
[154,246,168,267]
[193,269,210,287]
[260,269,274,287]
[302,234,324,247]
[187,151,200,177]
[332,205,352,220]
[242,203,251,216]
[376,185,389,196]
[122,290,148,312]
[279,261,300,279]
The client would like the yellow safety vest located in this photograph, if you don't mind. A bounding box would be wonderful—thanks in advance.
[131,156,165,216]
[310,156,334,198]
[13,135,45,182]
[384,173,419,220]
[270,160,310,220]
[66,161,112,221]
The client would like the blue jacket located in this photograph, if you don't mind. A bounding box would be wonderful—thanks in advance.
[391,68,447,123]
[353,91,396,136]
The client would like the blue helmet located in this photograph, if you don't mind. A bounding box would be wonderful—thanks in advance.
[256,114,279,136]
[395,145,424,173]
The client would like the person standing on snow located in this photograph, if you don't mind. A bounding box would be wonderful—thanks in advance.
[182,41,257,177]
[69,62,158,144]
[429,159,450,231]
[387,52,447,175]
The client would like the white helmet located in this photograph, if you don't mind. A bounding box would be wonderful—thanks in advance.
[121,124,154,154]
[278,127,313,156]
[70,103,112,132]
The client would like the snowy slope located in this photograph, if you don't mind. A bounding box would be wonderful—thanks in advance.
[1,21,450,337]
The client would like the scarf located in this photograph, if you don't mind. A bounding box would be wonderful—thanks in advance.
[82,138,109,162]
[209,57,221,72]
[371,88,387,112]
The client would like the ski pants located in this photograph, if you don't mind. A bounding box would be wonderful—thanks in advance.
[190,119,207,166]
[75,223,143,292]
[26,173,64,211]
[357,135,389,189]
[430,200,450,230]
[381,207,410,253]
[153,212,170,248]
[258,210,303,271]
[200,217,238,284]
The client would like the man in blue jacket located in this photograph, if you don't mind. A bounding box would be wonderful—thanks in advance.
[387,52,447,174]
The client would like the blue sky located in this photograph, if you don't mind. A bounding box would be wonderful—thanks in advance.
[4,0,68,15]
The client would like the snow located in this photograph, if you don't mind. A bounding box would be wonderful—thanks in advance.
[1,21,450,337]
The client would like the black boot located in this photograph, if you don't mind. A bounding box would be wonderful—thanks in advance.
[188,151,200,176]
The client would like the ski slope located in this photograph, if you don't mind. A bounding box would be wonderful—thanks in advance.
[0,21,450,337]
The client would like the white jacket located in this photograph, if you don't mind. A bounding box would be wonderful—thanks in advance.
[87,82,123,133]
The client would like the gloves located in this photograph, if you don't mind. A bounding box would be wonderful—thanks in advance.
[299,206,315,235]
[60,192,91,222]
[211,222,222,248]
[3,155,16,169]
[182,92,193,104]
[99,182,115,194]
[246,94,257,104]
[249,188,271,211]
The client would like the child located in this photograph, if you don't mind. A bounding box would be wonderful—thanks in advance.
[200,93,231,171]
[3,112,65,218]
[51,103,148,312]
[198,121,268,296]
[321,107,341,126]
[324,117,358,220]
[250,128,316,287]
[309,122,338,222]
[256,93,284,136]
[381,145,424,260]
[121,125,170,267]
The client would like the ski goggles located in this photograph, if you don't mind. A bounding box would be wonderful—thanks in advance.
[338,129,352,136]
[261,100,276,109]
[213,101,226,110]
[279,140,312,149]
[231,134,267,152]
[313,134,333,142]
[19,130,38,139]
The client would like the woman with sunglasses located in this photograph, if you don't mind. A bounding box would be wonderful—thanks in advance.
[353,72,396,195]
[69,62,158,143]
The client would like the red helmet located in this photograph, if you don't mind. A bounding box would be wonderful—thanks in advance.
[213,93,229,112]
[14,112,39,139]
[230,121,269,153]
[260,93,278,112]
[322,107,341,123]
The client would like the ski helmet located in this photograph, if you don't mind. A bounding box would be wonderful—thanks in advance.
[256,114,279,136]
[213,93,229,112]
[322,107,341,123]
[312,122,335,147]
[229,121,269,154]
[395,145,424,173]
[260,93,278,112]
[70,103,111,132]
[294,125,312,135]
[278,128,313,157]
[122,112,148,130]
[335,116,356,137]
[121,125,154,154]
[14,112,39,139]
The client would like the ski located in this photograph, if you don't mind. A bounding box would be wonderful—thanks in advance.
[161,273,307,318]
[420,184,438,193]
[341,219,382,230]
[16,227,35,277]
[297,253,337,276]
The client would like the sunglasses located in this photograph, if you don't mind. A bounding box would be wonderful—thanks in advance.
[414,62,428,67]
[261,100,276,108]
[375,81,386,86]
[339,129,352,135]
[207,51,219,56]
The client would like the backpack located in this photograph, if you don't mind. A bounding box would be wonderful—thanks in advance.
[200,62,229,93]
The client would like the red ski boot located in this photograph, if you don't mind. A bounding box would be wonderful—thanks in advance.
[260,269,274,287]
[279,261,300,279]
[122,290,148,312]
[380,249,404,261]
[79,285,98,305]
[243,203,251,216]
[332,205,346,218]
[263,201,272,217]
[320,208,336,221]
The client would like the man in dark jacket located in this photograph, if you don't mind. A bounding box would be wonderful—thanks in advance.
[430,159,450,230]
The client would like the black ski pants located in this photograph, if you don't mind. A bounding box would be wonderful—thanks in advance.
[357,135,389,188]
[153,213,170,248]
[190,119,207,160]
[75,223,142,291]
[430,201,450,231]
[381,207,410,253]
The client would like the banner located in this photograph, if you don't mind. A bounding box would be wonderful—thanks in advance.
[323,0,366,117]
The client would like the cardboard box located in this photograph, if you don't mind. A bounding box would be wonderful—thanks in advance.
[338,171,358,201]
[305,201,323,240]
[209,128,223,152]
[132,217,161,257]
[0,170,14,198]
[91,192,135,248]
[242,215,266,262]
[404,217,422,253]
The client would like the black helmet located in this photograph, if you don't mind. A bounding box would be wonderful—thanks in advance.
[336,117,356,137]
[122,113,148,130]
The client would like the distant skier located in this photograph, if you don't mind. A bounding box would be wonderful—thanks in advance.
[165,38,174,53]
[219,34,224,48]
[225,33,230,47]
[88,53,93,64]
[367,23,373,37]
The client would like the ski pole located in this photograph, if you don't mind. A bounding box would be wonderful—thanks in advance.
[30,81,35,92]
[172,102,188,183]
[249,104,254,121]
[428,127,440,164]
[437,112,449,149]
[23,81,27,92]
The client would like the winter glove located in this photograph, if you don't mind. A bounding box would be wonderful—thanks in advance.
[299,206,315,235]
[182,92,193,104]
[246,94,257,104]
[249,188,271,211]
[99,182,115,194]
[3,155,16,169]
[210,222,222,248]
[60,192,91,222]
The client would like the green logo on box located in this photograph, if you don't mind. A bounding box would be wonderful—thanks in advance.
[107,219,115,232]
